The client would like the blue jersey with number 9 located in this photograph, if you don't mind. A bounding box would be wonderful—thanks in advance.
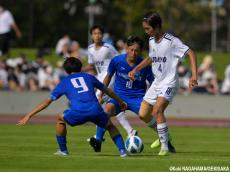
[50,72,105,112]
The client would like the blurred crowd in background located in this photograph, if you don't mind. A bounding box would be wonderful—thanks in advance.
[0,34,230,95]
[0,1,229,95]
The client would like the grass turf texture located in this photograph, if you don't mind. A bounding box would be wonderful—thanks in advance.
[0,124,229,172]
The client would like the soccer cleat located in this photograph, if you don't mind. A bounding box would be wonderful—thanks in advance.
[89,137,102,152]
[54,150,69,156]
[150,138,161,149]
[87,135,105,142]
[128,129,138,137]
[168,140,176,153]
[150,136,176,153]
[158,149,169,156]
[119,149,128,158]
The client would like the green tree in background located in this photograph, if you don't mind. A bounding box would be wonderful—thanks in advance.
[2,0,229,51]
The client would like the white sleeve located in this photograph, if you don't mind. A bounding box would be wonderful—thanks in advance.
[148,40,154,57]
[109,45,119,58]
[87,51,94,64]
[172,37,189,60]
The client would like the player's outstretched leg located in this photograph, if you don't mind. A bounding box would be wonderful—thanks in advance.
[89,126,106,152]
[116,111,138,137]
[54,114,69,156]
[106,120,127,157]
[151,135,176,153]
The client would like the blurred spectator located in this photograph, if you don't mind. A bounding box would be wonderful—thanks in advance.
[68,40,88,60]
[0,3,22,57]
[53,60,67,85]
[15,64,26,89]
[177,62,191,95]
[37,64,55,91]
[116,39,127,54]
[55,34,71,56]
[193,55,219,95]
[220,65,230,95]
[0,60,7,89]
[68,41,81,59]
[26,63,38,91]
[7,66,21,91]
[103,32,114,45]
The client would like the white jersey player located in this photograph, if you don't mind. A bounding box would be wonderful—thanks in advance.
[88,42,118,83]
[83,25,136,140]
[83,25,118,93]
[128,11,198,156]
[144,32,190,103]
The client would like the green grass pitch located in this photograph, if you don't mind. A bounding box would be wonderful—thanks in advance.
[0,124,229,172]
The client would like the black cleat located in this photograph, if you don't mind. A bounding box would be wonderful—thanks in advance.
[89,137,102,152]
[168,140,176,153]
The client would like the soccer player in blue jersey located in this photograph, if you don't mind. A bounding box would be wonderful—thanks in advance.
[17,57,128,157]
[83,25,138,138]
[89,36,176,153]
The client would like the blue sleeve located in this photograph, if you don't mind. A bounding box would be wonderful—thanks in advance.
[146,66,154,85]
[50,81,65,101]
[107,58,116,77]
[91,75,106,91]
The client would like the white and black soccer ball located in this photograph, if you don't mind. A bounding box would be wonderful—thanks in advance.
[125,135,144,154]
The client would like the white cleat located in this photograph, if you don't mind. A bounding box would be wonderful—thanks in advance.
[54,150,69,156]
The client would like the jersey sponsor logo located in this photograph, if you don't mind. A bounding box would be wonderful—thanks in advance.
[151,56,167,63]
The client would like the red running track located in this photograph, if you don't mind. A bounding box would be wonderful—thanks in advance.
[1,115,230,128]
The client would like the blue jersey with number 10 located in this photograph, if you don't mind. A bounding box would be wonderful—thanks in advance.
[50,72,105,112]
[107,53,154,99]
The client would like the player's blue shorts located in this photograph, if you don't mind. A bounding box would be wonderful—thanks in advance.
[63,108,109,128]
[107,97,143,115]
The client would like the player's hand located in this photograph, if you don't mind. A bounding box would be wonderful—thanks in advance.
[189,77,198,88]
[98,91,104,104]
[119,101,128,111]
[128,69,137,81]
[17,115,30,126]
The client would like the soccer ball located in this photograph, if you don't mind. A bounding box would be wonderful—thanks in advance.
[125,135,144,154]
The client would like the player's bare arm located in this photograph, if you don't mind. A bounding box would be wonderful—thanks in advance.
[187,49,198,88]
[128,57,152,81]
[81,64,96,72]
[17,98,53,126]
[11,23,22,38]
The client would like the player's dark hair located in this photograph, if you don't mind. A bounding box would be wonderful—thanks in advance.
[90,25,104,34]
[126,36,144,49]
[63,57,82,74]
[143,11,162,29]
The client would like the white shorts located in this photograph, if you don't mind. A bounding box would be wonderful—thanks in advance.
[96,74,115,102]
[143,84,178,105]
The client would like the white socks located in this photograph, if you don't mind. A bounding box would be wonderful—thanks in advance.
[116,112,133,135]
[147,117,157,132]
[157,123,169,150]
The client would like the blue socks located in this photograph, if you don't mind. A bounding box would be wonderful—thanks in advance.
[112,134,126,151]
[96,126,106,142]
[96,126,126,152]
[56,135,68,152]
